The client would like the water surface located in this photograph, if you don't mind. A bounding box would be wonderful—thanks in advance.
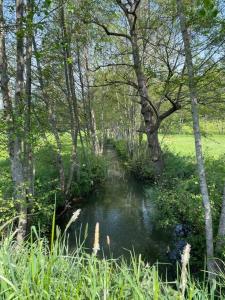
[61,146,171,264]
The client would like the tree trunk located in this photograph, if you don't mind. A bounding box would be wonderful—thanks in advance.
[1,0,27,242]
[148,130,163,175]
[60,4,79,196]
[0,0,14,161]
[129,27,163,175]
[177,0,215,273]
[24,0,34,199]
[15,0,27,244]
[77,47,91,148]
[33,37,66,194]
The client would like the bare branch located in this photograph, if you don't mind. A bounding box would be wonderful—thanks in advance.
[88,63,134,72]
[90,80,138,89]
[92,20,131,41]
[159,102,181,121]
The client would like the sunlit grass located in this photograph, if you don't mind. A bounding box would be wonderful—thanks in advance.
[159,134,225,158]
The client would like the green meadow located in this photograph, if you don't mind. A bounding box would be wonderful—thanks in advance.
[160,134,225,158]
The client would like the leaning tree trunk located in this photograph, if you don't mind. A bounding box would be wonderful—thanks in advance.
[129,28,163,175]
[177,0,215,273]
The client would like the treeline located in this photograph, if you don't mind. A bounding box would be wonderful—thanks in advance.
[0,0,225,276]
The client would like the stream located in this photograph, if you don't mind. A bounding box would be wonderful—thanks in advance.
[60,146,172,265]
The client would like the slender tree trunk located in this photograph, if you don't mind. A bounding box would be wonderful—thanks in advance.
[83,51,101,155]
[0,0,19,210]
[15,0,27,243]
[33,37,66,194]
[60,4,79,196]
[77,47,91,148]
[177,0,215,273]
[0,0,14,160]
[24,0,34,199]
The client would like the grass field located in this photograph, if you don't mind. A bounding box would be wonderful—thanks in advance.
[160,134,225,158]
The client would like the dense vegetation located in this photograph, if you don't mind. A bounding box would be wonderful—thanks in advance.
[112,135,225,272]
[0,0,225,298]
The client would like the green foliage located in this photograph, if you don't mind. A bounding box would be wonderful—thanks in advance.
[145,152,225,270]
[70,152,107,196]
[0,135,106,232]
[110,139,129,161]
[111,135,225,271]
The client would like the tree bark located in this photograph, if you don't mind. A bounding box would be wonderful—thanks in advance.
[33,37,66,194]
[60,4,79,196]
[0,0,14,161]
[15,0,27,244]
[177,0,215,273]
[83,50,101,155]
[129,24,163,175]
[24,0,34,199]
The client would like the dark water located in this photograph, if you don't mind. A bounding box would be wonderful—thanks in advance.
[60,146,171,264]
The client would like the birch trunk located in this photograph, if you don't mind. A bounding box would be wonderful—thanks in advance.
[24,0,34,198]
[177,0,215,273]
[15,0,27,244]
[83,51,101,155]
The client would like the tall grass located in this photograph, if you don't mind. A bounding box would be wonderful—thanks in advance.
[0,221,224,299]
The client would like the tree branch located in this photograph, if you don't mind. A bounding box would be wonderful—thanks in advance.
[92,20,131,41]
[88,63,134,72]
[90,80,138,89]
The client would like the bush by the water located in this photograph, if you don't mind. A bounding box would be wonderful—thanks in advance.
[111,139,225,272]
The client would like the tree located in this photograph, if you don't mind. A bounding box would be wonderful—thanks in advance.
[177,0,225,274]
[77,0,185,175]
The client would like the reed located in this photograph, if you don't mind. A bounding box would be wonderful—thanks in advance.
[180,243,191,298]
[92,222,100,255]
[0,222,223,299]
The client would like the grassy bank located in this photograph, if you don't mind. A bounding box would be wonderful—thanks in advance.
[0,224,223,299]
[111,136,225,272]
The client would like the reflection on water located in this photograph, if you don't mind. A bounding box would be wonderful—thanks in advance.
[60,146,171,264]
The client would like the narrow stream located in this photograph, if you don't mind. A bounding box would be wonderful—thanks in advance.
[60,146,171,265]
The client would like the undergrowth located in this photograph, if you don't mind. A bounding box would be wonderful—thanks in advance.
[111,138,225,273]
